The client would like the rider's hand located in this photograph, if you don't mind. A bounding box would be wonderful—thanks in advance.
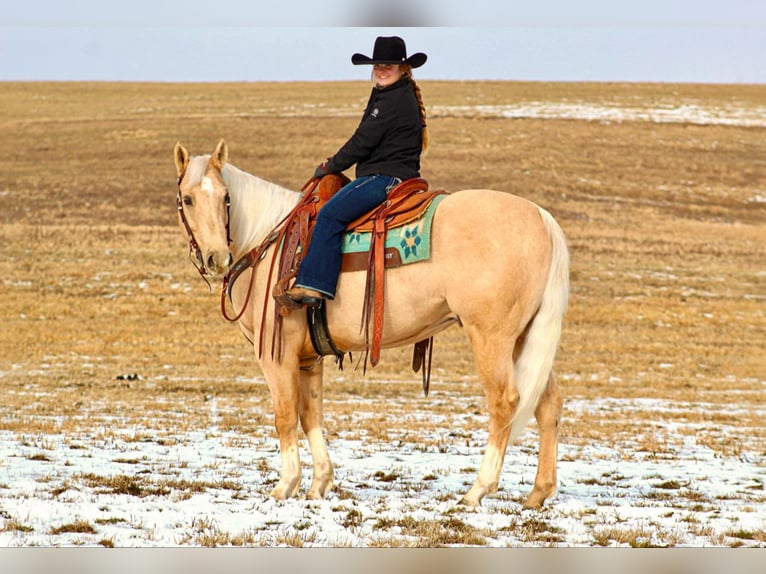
[313,161,330,181]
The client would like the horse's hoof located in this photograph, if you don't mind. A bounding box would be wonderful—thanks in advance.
[270,483,298,501]
[306,480,333,500]
[459,496,482,508]
[523,484,553,509]
[306,489,325,500]
[269,488,287,501]
[522,493,547,509]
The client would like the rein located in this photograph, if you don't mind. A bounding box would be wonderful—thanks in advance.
[220,177,320,353]
[219,230,278,322]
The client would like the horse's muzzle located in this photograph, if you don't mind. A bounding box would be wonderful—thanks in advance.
[204,250,234,276]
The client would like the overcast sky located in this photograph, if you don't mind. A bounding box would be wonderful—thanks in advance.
[1,1,764,83]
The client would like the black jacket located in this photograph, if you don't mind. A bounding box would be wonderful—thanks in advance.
[326,77,423,180]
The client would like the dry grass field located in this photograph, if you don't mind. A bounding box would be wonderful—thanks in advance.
[0,80,764,547]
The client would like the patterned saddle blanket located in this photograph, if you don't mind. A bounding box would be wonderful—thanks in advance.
[340,193,447,273]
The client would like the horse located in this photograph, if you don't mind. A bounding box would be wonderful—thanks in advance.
[172,139,569,509]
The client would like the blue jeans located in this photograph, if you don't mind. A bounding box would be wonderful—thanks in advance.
[295,174,400,298]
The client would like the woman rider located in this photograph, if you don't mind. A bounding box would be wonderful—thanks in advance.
[281,35,429,307]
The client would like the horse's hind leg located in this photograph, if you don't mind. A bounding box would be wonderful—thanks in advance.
[298,363,334,499]
[524,372,562,509]
[462,329,518,507]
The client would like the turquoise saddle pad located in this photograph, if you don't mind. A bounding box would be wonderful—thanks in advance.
[341,194,446,264]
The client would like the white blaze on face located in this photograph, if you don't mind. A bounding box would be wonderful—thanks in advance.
[201,176,215,196]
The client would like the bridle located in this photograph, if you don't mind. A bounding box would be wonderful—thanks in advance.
[218,181,317,325]
[175,166,273,328]
[176,170,320,346]
[176,171,231,290]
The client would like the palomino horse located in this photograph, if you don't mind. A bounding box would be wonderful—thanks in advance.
[173,139,569,508]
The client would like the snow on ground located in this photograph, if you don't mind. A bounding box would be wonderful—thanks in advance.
[0,391,763,547]
[261,100,766,128]
[430,102,766,127]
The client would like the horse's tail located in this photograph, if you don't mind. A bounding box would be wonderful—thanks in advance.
[509,206,570,439]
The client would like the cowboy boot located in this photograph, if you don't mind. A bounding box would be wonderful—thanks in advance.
[279,286,323,308]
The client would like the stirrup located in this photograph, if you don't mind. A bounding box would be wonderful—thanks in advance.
[277,290,322,310]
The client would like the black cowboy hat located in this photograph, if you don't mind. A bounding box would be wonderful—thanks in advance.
[351,36,427,68]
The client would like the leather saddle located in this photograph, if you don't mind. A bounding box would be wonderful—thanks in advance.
[271,174,446,393]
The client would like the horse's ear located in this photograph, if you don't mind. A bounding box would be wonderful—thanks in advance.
[174,142,189,180]
[211,139,228,171]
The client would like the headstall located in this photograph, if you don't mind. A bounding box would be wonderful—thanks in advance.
[176,172,231,291]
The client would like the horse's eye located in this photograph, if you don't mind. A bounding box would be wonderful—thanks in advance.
[183,196,193,206]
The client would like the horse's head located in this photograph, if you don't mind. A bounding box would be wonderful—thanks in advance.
[173,139,234,278]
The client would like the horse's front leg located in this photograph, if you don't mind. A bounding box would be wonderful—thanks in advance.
[523,372,562,509]
[261,358,302,500]
[299,362,334,499]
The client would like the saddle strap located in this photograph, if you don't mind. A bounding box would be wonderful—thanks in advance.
[307,300,345,365]
[361,180,433,369]
[371,217,386,366]
[270,182,324,362]
[412,337,434,396]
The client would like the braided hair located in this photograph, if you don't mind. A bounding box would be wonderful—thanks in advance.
[371,64,429,153]
[401,65,429,153]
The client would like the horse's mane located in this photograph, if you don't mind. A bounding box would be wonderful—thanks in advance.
[185,155,300,258]
[220,162,300,257]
